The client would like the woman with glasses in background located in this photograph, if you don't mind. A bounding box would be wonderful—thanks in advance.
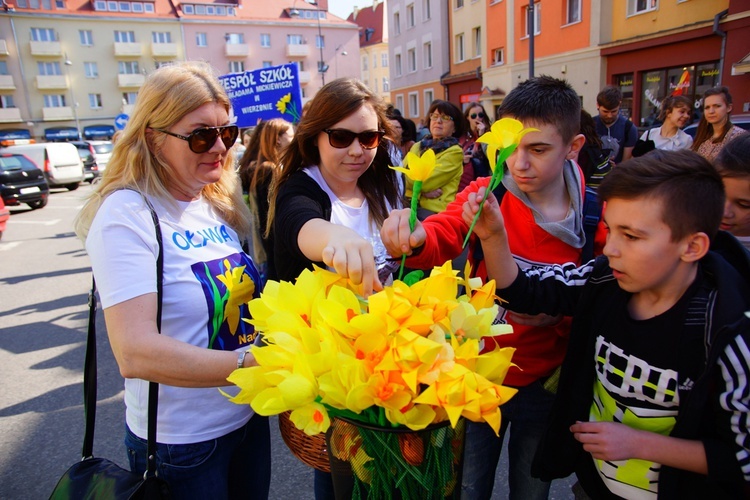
[74,62,271,499]
[459,102,492,191]
[406,99,466,219]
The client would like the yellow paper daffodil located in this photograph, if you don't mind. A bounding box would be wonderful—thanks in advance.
[227,262,517,437]
[477,118,539,171]
[390,148,437,182]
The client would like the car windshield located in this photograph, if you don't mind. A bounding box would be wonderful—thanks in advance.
[77,150,93,161]
[93,143,113,154]
[0,154,38,172]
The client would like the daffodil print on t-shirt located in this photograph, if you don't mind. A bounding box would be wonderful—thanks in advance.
[192,252,261,351]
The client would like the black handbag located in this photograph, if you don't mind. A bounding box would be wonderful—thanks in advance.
[50,197,171,500]
[632,128,656,157]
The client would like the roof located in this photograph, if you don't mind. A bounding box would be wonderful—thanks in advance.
[348,1,384,47]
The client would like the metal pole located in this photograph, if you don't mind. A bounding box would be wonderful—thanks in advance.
[64,54,81,139]
[528,0,535,79]
[316,6,325,86]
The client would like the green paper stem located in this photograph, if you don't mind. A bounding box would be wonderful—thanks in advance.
[461,146,516,249]
[399,180,422,280]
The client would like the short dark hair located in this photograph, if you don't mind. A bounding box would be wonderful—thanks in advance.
[715,133,750,179]
[658,95,692,122]
[597,85,623,109]
[497,75,581,144]
[598,149,725,241]
[426,99,466,138]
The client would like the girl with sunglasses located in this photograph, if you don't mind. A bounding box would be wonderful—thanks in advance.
[75,62,271,499]
[460,102,492,192]
[268,78,402,298]
[268,77,402,499]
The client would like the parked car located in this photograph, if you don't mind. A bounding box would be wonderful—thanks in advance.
[0,142,83,190]
[87,140,113,171]
[0,152,50,209]
[683,113,750,138]
[71,141,100,183]
[0,196,9,240]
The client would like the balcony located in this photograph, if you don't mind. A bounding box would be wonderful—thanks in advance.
[151,42,178,58]
[0,74,16,90]
[118,73,145,88]
[286,44,311,58]
[0,39,9,56]
[42,106,74,121]
[30,40,62,57]
[114,42,142,57]
[0,108,22,123]
[36,75,68,90]
[225,43,249,58]
[298,71,311,85]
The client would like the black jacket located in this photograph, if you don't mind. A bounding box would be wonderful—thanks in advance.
[498,231,750,498]
[272,171,332,283]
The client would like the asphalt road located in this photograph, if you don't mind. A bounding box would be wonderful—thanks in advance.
[0,183,574,499]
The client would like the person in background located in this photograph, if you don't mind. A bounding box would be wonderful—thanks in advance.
[594,85,638,164]
[267,77,403,498]
[639,95,694,152]
[406,100,466,219]
[400,115,417,155]
[715,133,750,251]
[74,62,270,499]
[692,86,747,161]
[238,118,294,282]
[577,109,612,191]
[459,101,492,191]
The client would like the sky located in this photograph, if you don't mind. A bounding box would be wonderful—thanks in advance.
[327,0,365,20]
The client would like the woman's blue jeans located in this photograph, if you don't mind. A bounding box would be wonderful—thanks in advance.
[125,413,271,499]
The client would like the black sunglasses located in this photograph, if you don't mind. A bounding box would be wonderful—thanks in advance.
[154,125,239,154]
[470,112,485,119]
[323,129,385,150]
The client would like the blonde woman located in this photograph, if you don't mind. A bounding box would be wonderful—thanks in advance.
[75,62,270,499]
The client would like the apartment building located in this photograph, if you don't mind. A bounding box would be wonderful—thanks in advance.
[481,0,601,118]
[387,0,449,124]
[0,0,359,140]
[349,0,391,104]
[442,0,485,109]
[601,0,749,127]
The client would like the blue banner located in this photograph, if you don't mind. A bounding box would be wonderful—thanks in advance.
[219,64,303,128]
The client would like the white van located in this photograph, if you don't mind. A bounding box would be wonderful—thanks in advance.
[1,142,84,190]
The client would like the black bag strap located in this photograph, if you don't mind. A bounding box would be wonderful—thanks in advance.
[580,187,601,264]
[82,193,164,480]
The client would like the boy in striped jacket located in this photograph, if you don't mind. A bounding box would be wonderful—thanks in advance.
[464,149,750,498]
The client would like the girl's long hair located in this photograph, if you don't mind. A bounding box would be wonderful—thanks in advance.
[691,86,734,151]
[266,78,401,236]
[75,61,251,240]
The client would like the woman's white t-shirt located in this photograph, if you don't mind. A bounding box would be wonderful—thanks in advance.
[86,189,261,443]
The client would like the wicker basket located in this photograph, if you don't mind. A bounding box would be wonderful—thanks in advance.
[278,411,331,473]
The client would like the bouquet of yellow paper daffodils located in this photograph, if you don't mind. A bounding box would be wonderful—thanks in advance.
[226,261,517,436]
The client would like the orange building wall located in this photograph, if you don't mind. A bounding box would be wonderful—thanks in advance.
[486,1,508,68]
[514,0,590,62]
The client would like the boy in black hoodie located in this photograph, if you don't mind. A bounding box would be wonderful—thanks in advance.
[462,149,750,498]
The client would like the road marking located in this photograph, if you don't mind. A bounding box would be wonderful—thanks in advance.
[0,242,22,251]
[9,219,61,225]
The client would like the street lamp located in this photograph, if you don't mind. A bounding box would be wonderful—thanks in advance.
[289,0,327,86]
[334,45,347,79]
[63,54,81,139]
